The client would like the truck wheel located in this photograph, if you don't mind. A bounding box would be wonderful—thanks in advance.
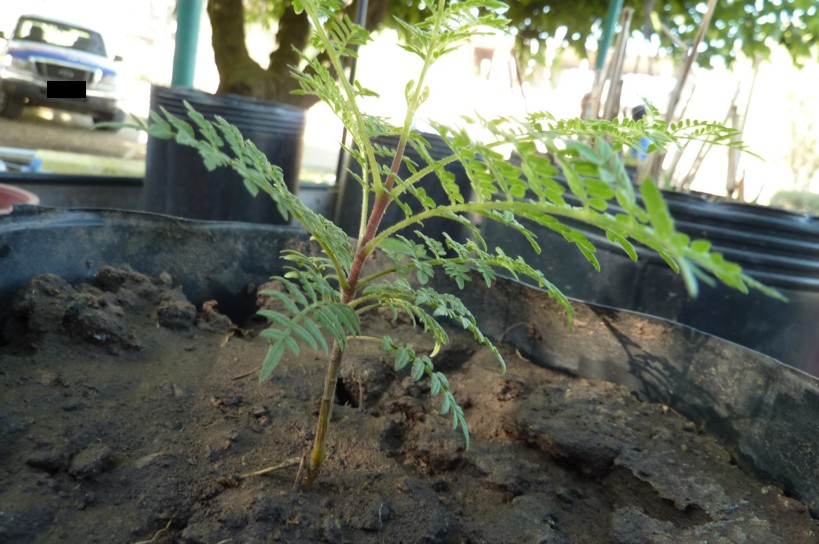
[0,89,23,119]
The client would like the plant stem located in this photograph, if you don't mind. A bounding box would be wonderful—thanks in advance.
[300,0,451,486]
[302,340,344,486]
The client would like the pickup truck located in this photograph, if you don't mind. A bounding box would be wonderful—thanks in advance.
[0,14,124,125]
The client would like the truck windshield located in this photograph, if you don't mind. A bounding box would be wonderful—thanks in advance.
[13,17,107,57]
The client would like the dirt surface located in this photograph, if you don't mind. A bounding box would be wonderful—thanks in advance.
[0,108,146,160]
[1,267,817,543]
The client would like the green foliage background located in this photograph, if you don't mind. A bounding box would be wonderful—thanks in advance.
[211,0,818,106]
[247,0,818,66]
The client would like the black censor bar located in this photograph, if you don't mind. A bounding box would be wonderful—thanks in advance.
[47,80,86,99]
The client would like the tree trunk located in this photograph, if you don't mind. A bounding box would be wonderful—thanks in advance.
[207,0,390,109]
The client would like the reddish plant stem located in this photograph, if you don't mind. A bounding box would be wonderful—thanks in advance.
[344,136,408,298]
[301,137,408,486]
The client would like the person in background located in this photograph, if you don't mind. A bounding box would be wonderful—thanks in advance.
[23,25,45,43]
[629,104,651,163]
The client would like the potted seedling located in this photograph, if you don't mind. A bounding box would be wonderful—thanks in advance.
[140,0,777,481]
[2,0,817,541]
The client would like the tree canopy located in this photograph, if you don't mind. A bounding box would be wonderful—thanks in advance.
[210,0,818,106]
[505,0,817,67]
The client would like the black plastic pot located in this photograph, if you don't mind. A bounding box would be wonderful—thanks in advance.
[1,206,818,517]
[144,86,306,224]
[480,186,819,377]
[334,132,470,243]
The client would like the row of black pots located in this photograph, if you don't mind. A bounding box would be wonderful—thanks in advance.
[480,183,819,376]
[0,206,817,517]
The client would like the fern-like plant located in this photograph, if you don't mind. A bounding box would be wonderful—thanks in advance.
[129,0,781,486]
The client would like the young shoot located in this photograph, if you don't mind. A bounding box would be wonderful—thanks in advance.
[133,0,781,487]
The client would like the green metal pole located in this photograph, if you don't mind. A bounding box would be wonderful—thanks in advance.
[171,0,203,87]
[596,0,624,71]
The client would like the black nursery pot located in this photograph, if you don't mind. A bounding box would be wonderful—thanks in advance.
[481,186,819,377]
[1,206,818,517]
[334,132,470,243]
[144,86,306,224]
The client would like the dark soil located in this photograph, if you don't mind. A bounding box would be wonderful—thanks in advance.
[1,267,817,543]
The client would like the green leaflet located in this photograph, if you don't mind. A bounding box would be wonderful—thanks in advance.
[382,338,470,448]
[254,267,361,382]
[641,178,675,240]
[606,231,638,262]
[410,358,425,382]
[260,340,287,382]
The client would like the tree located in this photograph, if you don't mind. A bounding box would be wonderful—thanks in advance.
[507,0,818,67]
[207,0,819,107]
[207,0,390,107]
